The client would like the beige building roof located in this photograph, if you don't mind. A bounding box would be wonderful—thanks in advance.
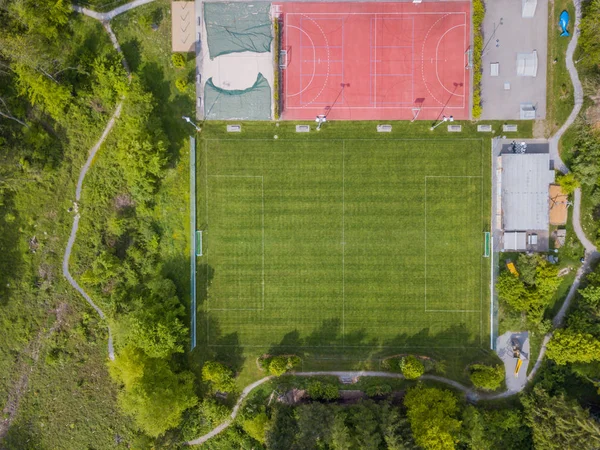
[549,184,568,225]
[172,2,194,53]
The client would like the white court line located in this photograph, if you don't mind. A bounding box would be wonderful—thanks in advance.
[435,24,466,98]
[287,12,466,16]
[374,17,377,107]
[424,175,483,314]
[286,25,316,98]
[285,105,466,110]
[298,14,331,107]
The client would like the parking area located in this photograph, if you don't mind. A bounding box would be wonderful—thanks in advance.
[480,0,547,120]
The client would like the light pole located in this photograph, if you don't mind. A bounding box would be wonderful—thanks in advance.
[316,83,347,131]
[430,115,453,131]
[182,116,201,133]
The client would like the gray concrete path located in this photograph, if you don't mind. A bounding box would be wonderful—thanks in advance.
[549,0,583,174]
[73,0,156,21]
[64,100,123,361]
[65,1,136,361]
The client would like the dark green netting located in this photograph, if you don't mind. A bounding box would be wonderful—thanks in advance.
[204,2,273,59]
[204,72,271,120]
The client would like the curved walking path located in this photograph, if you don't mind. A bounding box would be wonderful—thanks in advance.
[66,1,137,361]
[63,102,123,361]
[73,0,155,21]
[549,0,583,175]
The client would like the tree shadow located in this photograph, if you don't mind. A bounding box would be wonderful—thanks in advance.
[139,62,193,166]
[213,332,245,374]
[120,38,142,73]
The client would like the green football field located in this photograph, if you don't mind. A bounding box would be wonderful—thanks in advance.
[197,138,490,353]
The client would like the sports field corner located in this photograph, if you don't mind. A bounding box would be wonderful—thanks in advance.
[193,124,493,372]
[278,1,471,121]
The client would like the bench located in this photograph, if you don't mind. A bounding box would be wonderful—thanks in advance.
[227,124,241,132]
[377,124,392,132]
[296,125,310,132]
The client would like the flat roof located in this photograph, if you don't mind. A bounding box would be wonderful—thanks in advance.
[172,2,195,53]
[502,153,554,230]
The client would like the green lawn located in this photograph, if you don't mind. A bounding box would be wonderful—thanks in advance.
[546,0,576,136]
[196,136,491,372]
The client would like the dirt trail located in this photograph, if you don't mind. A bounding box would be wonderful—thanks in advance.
[0,303,68,442]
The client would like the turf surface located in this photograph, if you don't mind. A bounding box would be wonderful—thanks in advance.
[197,138,490,353]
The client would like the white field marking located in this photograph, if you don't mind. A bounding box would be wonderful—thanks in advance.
[284,105,466,109]
[299,14,331,107]
[435,24,466,98]
[204,173,265,315]
[204,138,484,142]
[374,17,377,107]
[421,14,450,106]
[424,175,484,314]
[342,141,345,346]
[286,25,317,98]
[204,142,210,345]
[286,12,467,16]
[207,343,484,349]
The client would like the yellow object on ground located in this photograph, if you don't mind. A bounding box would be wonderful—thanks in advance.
[507,261,519,277]
[514,358,523,377]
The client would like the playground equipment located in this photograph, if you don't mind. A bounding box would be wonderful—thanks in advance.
[512,338,523,377]
[506,260,519,277]
[559,10,570,37]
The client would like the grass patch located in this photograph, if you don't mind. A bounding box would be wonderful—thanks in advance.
[546,0,576,136]
[195,126,494,384]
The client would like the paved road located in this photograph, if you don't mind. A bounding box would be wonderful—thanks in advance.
[549,0,583,175]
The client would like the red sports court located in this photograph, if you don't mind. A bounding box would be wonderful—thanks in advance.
[277,2,471,121]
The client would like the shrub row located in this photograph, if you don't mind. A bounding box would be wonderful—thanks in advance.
[472,0,485,119]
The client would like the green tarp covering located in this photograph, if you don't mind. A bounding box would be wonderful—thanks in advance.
[204,2,273,59]
[204,73,272,120]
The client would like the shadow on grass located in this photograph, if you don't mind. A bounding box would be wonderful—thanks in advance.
[139,62,194,165]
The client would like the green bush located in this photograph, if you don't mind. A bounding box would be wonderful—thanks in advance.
[267,355,300,376]
[307,381,339,400]
[471,0,485,119]
[175,77,188,92]
[469,364,505,391]
[201,361,236,393]
[401,356,425,380]
[365,384,392,397]
[242,412,270,443]
[171,53,186,68]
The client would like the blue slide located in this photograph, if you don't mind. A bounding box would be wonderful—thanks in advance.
[559,10,570,37]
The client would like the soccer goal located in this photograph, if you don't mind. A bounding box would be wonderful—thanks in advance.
[280,50,288,69]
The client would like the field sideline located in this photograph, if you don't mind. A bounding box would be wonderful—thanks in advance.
[196,135,491,360]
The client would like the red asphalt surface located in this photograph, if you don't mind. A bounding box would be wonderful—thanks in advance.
[278,2,471,121]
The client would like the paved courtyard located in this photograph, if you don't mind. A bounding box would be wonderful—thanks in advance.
[480,0,548,120]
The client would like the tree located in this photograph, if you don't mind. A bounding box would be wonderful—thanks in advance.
[242,412,270,444]
[546,329,600,365]
[468,364,505,391]
[497,271,528,311]
[580,0,600,69]
[404,385,461,450]
[556,172,579,195]
[401,355,425,379]
[201,361,236,393]
[330,414,352,450]
[109,345,198,437]
[307,381,339,400]
[14,63,71,120]
[267,355,300,376]
[294,403,335,449]
[522,386,600,449]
